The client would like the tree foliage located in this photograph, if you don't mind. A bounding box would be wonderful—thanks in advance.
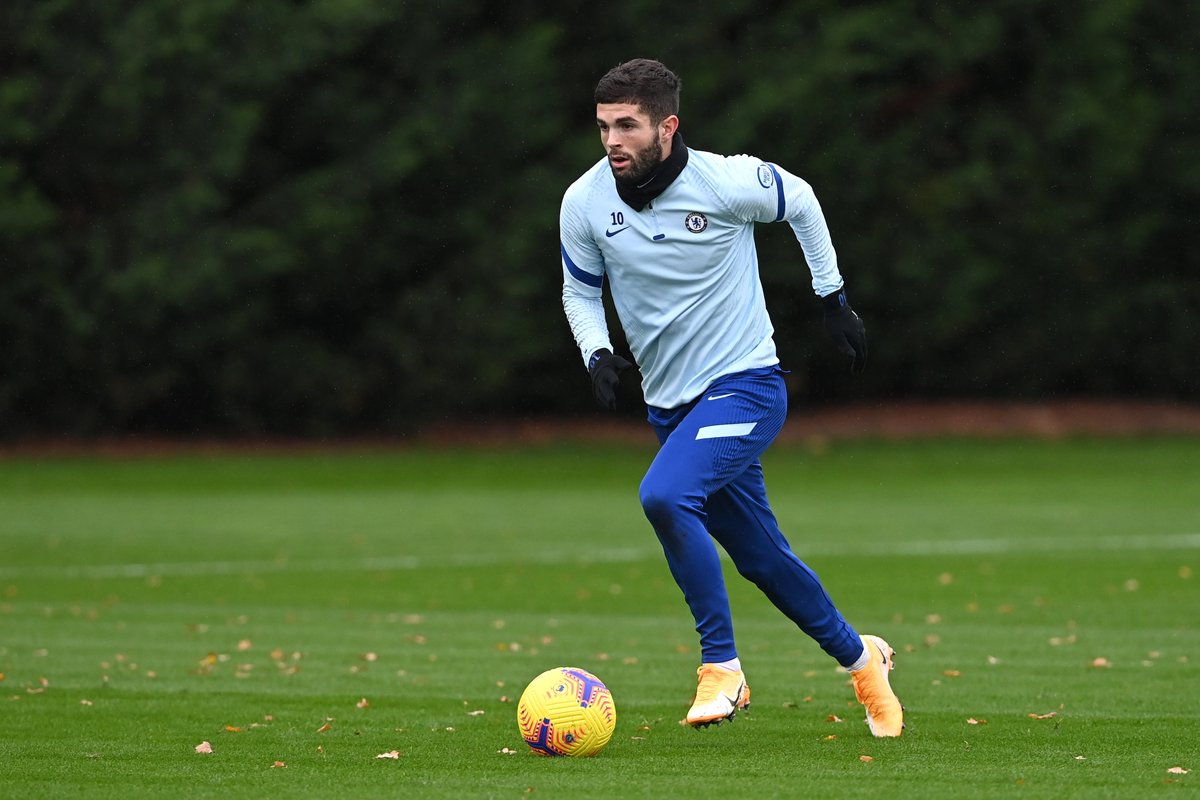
[2,1,1196,437]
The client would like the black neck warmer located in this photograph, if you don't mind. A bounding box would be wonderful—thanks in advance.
[615,132,689,211]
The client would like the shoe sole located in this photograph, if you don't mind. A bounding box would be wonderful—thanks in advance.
[687,682,751,728]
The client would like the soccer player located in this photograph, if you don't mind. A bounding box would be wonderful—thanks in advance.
[559,59,903,736]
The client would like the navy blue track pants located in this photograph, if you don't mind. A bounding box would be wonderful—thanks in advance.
[640,366,862,667]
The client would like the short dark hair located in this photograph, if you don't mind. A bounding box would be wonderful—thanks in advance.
[594,59,681,124]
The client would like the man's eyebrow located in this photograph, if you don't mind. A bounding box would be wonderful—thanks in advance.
[596,116,642,125]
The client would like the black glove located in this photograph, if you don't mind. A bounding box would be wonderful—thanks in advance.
[588,349,633,411]
[821,289,868,374]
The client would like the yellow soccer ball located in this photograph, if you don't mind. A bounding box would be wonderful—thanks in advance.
[516,666,617,756]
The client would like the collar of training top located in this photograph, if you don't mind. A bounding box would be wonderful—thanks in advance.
[614,132,689,212]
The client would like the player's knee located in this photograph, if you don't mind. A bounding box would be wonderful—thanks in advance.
[638,474,684,527]
[734,561,774,590]
[638,476,668,524]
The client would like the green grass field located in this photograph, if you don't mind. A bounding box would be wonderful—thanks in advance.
[1,437,1197,798]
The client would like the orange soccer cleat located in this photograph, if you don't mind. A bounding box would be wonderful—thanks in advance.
[850,634,904,737]
[685,664,751,727]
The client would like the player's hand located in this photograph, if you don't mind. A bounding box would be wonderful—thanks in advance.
[588,349,633,411]
[821,290,868,374]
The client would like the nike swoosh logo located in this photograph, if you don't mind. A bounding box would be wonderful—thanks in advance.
[605,226,631,238]
[706,393,735,401]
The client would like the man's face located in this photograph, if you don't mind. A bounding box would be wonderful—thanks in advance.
[596,103,670,187]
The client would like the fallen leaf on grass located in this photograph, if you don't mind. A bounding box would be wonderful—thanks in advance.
[1028,711,1057,720]
[317,722,333,733]
[498,748,519,755]
[859,755,874,763]
[1090,657,1112,668]
[195,741,213,754]
[822,735,838,741]
[356,698,370,709]
[1167,767,1190,775]
[225,726,242,733]
[467,710,485,717]
[271,761,287,768]
[943,670,962,678]
[80,699,93,706]
[966,718,987,725]
[376,751,401,759]
[827,715,843,723]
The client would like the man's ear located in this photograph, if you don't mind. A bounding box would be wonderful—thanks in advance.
[660,114,679,142]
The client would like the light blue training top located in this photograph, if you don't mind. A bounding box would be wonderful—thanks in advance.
[560,147,845,409]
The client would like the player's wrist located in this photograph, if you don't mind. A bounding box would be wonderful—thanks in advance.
[820,288,850,311]
[588,348,613,372]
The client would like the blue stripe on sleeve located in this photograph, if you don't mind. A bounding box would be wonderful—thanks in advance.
[561,242,603,288]
[767,163,785,221]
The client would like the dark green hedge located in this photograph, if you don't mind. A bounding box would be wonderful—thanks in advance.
[2,1,1196,437]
